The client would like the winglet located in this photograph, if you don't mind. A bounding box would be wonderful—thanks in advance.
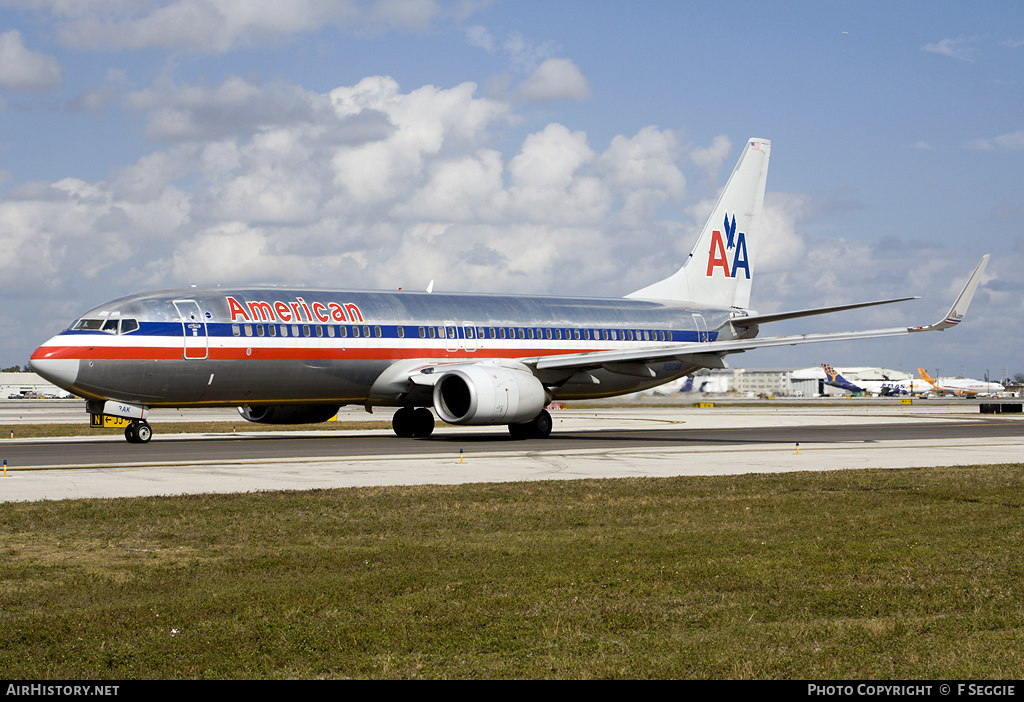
[909,255,989,333]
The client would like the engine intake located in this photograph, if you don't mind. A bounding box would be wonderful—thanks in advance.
[433,365,546,425]
[238,404,340,424]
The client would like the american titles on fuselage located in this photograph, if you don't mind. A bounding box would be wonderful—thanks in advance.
[226,296,365,324]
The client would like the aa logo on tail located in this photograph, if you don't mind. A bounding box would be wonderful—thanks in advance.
[705,213,750,279]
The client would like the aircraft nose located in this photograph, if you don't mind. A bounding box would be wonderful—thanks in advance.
[29,353,80,390]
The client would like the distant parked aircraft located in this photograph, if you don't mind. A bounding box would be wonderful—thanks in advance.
[917,369,1004,397]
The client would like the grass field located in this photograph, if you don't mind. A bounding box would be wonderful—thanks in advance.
[2,464,1023,679]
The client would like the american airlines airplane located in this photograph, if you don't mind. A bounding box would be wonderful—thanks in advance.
[29,139,990,443]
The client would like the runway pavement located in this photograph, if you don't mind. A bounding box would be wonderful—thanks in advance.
[2,400,1022,503]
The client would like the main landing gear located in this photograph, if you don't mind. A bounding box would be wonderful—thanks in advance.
[392,407,435,437]
[508,409,552,440]
[390,407,553,439]
[124,420,152,444]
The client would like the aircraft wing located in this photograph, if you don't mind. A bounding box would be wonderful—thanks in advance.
[524,255,989,374]
[527,326,910,372]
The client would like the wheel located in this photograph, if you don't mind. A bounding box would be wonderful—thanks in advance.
[392,407,415,437]
[135,421,152,443]
[412,408,434,437]
[508,409,552,439]
[124,424,137,443]
[532,409,552,439]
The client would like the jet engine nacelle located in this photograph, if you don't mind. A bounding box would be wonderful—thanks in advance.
[238,404,340,424]
[432,365,546,425]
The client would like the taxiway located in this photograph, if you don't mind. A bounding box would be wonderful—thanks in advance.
[1,400,1021,502]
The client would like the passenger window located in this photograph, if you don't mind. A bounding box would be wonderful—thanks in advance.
[244,324,253,337]
[419,327,426,338]
[257,325,265,337]
[499,328,507,339]
[280,325,288,337]
[327,326,335,338]
[374,326,382,338]
[397,327,405,338]
[303,325,310,337]
[428,327,435,339]
[352,326,360,338]
[269,325,277,337]
[232,324,240,336]
[339,325,346,338]
[363,325,370,337]
[316,326,323,337]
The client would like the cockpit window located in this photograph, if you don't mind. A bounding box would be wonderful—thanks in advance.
[72,318,139,334]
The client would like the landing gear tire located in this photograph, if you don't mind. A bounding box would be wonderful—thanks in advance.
[125,420,152,444]
[413,407,434,437]
[508,409,552,440]
[392,407,435,438]
[392,407,415,437]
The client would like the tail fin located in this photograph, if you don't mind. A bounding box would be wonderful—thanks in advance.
[627,137,771,308]
[822,363,864,393]
[918,368,938,387]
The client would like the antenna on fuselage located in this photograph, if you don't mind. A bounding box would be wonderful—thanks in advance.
[426,280,434,293]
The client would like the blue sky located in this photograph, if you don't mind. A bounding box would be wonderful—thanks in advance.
[1,0,1022,382]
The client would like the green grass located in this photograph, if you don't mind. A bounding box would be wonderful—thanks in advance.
[2,466,1024,679]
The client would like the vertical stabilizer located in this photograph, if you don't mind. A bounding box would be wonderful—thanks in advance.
[627,138,771,308]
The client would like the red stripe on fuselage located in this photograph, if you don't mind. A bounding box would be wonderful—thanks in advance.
[32,342,610,362]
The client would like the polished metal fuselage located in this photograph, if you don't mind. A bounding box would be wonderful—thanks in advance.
[31,287,739,409]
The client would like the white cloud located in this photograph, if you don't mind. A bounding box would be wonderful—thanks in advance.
[921,35,978,61]
[689,134,733,175]
[966,131,1024,151]
[0,30,62,93]
[517,58,591,103]
[464,24,495,52]
[41,0,446,52]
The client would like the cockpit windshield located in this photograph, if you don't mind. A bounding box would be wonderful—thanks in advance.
[72,318,139,334]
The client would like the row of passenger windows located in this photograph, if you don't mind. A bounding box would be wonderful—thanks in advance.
[230,323,676,342]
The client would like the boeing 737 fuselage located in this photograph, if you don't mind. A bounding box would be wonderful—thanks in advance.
[30,139,990,442]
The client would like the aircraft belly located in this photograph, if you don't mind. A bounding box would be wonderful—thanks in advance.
[76,358,388,407]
